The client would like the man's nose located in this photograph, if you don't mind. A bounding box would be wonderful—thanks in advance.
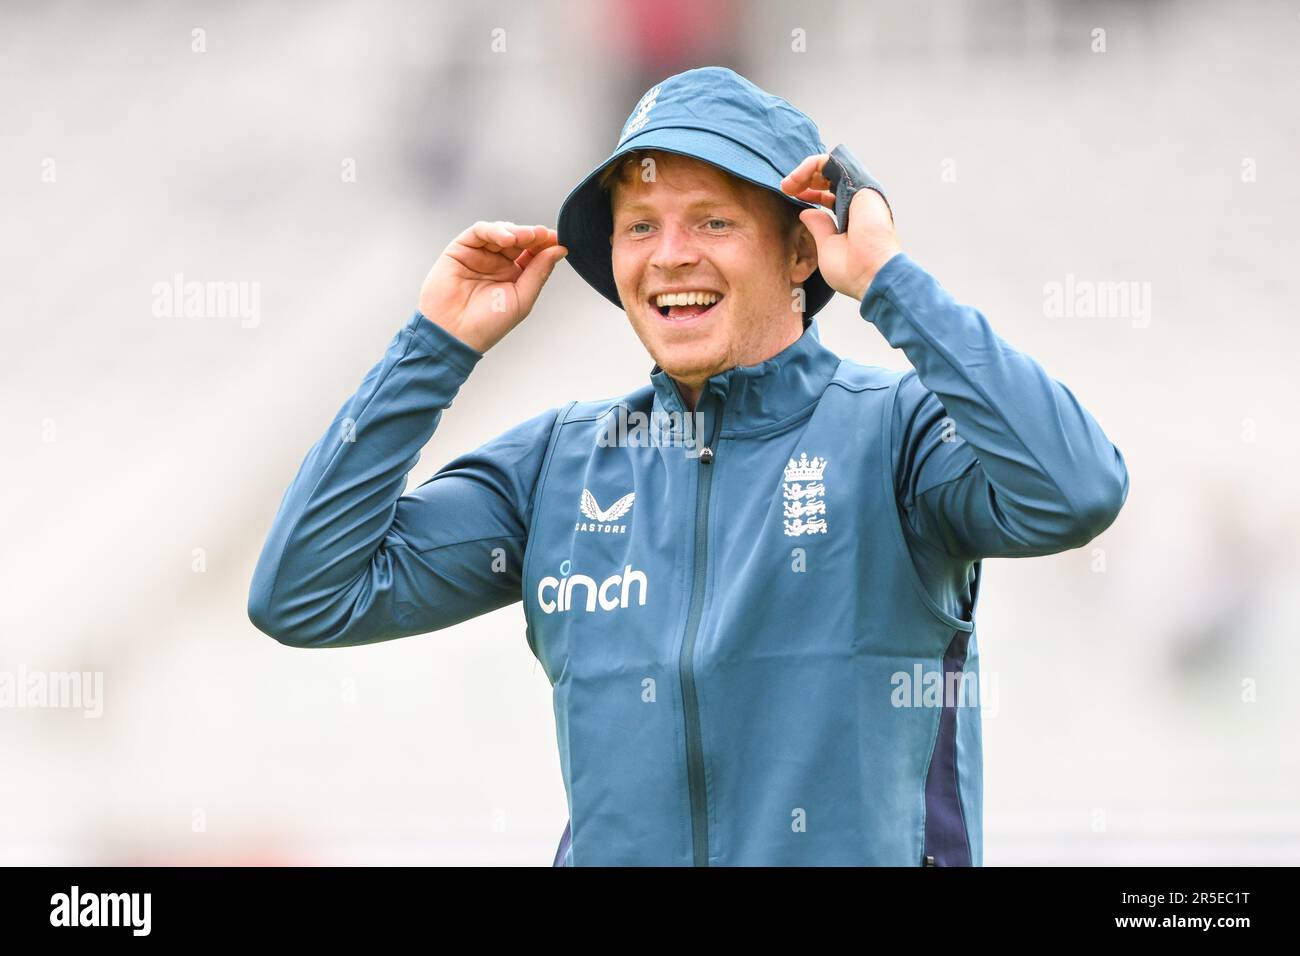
[648,220,701,271]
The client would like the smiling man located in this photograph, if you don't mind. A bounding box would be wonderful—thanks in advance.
[247,66,1129,866]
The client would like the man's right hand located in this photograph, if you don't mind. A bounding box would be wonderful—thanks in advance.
[418,221,568,353]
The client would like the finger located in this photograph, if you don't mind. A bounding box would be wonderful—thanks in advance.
[514,244,569,313]
[798,207,838,245]
[521,224,558,251]
[461,221,535,253]
[780,153,831,195]
[522,225,561,251]
[792,187,836,209]
[781,154,824,189]
[495,221,539,250]
[499,222,561,256]
[514,226,563,275]
[850,187,894,225]
[456,220,519,251]
[444,244,515,279]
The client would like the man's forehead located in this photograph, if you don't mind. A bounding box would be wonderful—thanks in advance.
[615,191,744,215]
[612,155,755,211]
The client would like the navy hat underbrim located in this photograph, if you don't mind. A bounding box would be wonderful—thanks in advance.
[557,126,836,320]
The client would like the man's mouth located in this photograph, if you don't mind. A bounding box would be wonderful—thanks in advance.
[653,290,723,322]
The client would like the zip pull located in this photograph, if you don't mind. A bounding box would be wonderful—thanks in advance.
[695,392,722,466]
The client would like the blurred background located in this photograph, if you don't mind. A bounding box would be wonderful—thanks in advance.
[3,0,1298,865]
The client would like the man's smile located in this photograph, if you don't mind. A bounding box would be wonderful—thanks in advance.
[649,289,725,325]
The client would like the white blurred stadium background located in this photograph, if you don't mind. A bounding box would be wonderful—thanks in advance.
[2,0,1298,864]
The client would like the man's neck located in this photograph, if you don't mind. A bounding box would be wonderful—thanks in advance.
[673,379,701,412]
[671,320,805,412]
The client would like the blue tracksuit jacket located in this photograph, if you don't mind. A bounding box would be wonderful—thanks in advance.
[247,252,1129,866]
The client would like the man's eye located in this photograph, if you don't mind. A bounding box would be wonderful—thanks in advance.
[629,222,652,234]
[706,218,729,230]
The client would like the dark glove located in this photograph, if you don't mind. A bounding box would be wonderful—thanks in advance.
[822,144,893,233]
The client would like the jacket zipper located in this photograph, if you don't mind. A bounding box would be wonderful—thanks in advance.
[679,394,723,866]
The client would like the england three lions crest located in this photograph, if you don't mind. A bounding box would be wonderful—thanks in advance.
[783,453,828,537]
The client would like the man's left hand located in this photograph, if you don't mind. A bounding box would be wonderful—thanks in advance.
[781,153,901,302]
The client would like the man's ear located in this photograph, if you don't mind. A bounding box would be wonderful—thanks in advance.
[789,218,819,284]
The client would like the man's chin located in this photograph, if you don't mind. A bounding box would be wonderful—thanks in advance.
[628,322,725,386]
[649,350,723,386]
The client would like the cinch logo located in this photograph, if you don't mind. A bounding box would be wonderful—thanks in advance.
[538,561,648,614]
[576,488,635,534]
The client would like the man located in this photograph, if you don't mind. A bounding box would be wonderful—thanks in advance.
[247,67,1128,866]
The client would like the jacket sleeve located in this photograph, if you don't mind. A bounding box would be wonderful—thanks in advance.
[860,253,1129,560]
[247,311,560,648]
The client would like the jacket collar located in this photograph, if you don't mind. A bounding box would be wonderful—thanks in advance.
[649,317,842,437]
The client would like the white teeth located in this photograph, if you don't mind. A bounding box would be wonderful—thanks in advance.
[654,291,719,307]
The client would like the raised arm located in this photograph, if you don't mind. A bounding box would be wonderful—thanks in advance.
[784,154,1127,562]
[866,254,1129,559]
[247,314,561,647]
[247,221,569,647]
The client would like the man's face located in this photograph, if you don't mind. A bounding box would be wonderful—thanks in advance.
[609,153,816,397]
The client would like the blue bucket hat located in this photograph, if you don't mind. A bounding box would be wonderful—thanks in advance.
[557,66,835,319]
